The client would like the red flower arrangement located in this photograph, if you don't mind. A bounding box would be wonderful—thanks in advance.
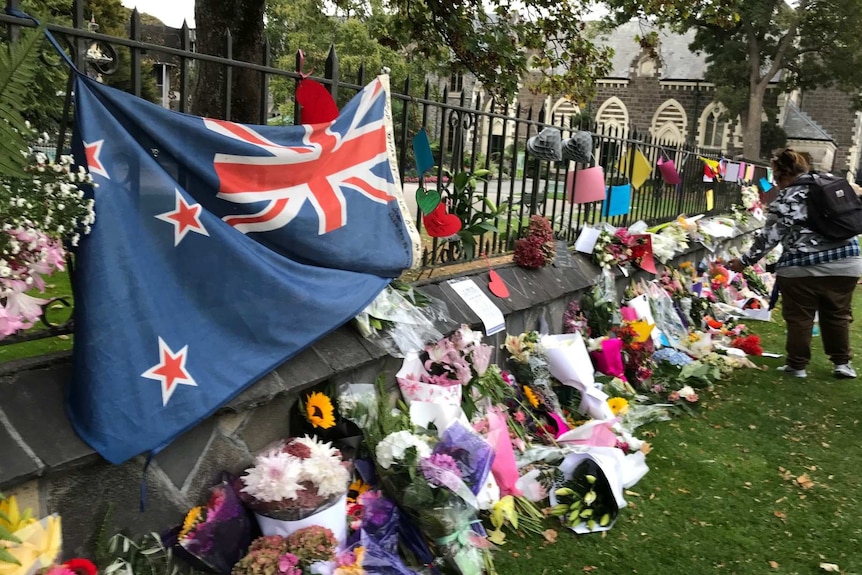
[731,334,762,356]
[513,215,556,269]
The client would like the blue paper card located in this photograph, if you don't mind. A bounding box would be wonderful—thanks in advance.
[603,184,631,217]
[758,177,772,192]
[413,129,434,178]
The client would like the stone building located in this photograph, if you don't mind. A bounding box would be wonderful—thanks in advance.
[449,21,860,176]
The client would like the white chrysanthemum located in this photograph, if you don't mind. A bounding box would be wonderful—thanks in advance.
[375,430,432,469]
[312,458,350,498]
[293,435,340,461]
[240,451,303,502]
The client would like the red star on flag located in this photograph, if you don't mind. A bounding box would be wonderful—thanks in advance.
[155,188,210,246]
[141,337,198,406]
[83,139,110,179]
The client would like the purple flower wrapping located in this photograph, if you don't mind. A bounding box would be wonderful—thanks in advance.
[433,422,494,496]
[358,532,420,575]
[178,481,254,574]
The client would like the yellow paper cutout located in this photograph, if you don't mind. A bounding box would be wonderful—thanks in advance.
[698,156,720,171]
[629,320,654,343]
[706,189,714,211]
[616,148,653,189]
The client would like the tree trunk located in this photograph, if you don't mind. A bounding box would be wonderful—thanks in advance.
[744,85,767,161]
[192,0,265,123]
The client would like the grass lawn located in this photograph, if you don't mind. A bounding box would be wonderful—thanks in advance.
[496,290,862,574]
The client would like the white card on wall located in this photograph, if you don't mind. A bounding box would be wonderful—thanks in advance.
[447,278,506,335]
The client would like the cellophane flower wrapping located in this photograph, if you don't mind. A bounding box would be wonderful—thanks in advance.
[647,283,688,348]
[589,338,625,379]
[352,531,418,575]
[397,353,463,407]
[175,479,254,575]
[417,502,488,575]
[434,422,494,499]
[353,284,450,358]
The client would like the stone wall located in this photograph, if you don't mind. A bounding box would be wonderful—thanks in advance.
[0,234,754,557]
[799,88,857,174]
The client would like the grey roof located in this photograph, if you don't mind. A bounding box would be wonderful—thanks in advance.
[782,100,834,141]
[594,21,706,80]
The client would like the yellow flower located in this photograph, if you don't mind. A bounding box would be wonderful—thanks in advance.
[522,386,540,408]
[347,479,371,503]
[178,506,204,541]
[306,391,336,429]
[0,497,34,534]
[0,515,62,575]
[607,397,629,416]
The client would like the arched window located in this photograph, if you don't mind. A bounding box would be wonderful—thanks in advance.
[595,97,629,138]
[651,99,687,144]
[550,98,581,133]
[699,103,727,149]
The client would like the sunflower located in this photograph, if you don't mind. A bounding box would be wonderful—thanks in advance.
[607,397,629,416]
[522,385,540,408]
[347,478,371,503]
[306,391,336,429]
[178,506,204,540]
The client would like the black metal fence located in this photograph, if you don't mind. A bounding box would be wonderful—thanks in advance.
[0,0,770,348]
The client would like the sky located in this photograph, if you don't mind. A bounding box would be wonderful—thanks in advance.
[119,0,609,30]
[121,0,195,28]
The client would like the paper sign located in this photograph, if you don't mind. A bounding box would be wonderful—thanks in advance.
[567,165,606,204]
[737,162,747,181]
[630,149,652,190]
[620,307,638,322]
[706,189,714,211]
[724,162,740,183]
[745,164,755,182]
[603,184,631,217]
[447,278,505,335]
[413,128,434,178]
[766,167,774,183]
[758,177,772,192]
[574,226,601,253]
[657,157,681,185]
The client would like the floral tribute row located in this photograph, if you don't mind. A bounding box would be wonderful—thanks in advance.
[2,247,775,575]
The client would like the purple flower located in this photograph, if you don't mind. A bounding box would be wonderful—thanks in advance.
[419,453,463,490]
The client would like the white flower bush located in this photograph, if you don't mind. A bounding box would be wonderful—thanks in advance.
[0,128,95,338]
[375,430,432,469]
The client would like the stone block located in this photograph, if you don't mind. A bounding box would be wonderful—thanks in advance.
[274,346,334,393]
[154,418,216,489]
[237,392,295,454]
[493,267,538,312]
[5,479,43,516]
[311,327,373,373]
[3,365,96,472]
[222,371,286,413]
[46,457,188,559]
[0,411,43,489]
[182,431,252,505]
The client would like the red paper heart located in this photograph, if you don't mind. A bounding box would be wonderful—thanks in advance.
[296,78,339,124]
[423,203,462,237]
[488,269,509,298]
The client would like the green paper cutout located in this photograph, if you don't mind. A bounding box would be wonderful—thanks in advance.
[416,187,441,215]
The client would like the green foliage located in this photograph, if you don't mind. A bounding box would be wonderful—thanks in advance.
[0,26,44,178]
[760,121,787,158]
[104,532,200,575]
[0,492,22,566]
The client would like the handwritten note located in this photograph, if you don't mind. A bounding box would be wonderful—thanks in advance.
[447,278,506,335]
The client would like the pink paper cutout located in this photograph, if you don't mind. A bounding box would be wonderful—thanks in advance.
[567,166,606,204]
[657,157,681,185]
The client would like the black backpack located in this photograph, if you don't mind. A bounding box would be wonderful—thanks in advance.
[800,172,862,241]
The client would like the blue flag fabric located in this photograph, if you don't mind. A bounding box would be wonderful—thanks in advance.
[68,73,421,464]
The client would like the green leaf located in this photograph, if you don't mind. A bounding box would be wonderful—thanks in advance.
[0,547,21,565]
[0,524,21,544]
[0,26,44,178]
[453,171,471,192]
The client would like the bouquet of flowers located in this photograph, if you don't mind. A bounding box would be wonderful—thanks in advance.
[1,132,96,338]
[547,454,626,534]
[237,436,350,543]
[513,215,556,269]
[352,281,450,357]
[230,529,337,575]
[171,477,254,574]
[578,271,621,338]
[0,494,62,574]
[612,322,655,389]
[591,227,631,270]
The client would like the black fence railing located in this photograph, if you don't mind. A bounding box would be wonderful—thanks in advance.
[0,0,770,348]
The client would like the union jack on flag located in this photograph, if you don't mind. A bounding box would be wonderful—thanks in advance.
[68,74,420,463]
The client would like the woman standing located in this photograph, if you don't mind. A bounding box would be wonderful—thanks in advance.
[729,149,861,379]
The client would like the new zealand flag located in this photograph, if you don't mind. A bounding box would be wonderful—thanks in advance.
[68,73,421,464]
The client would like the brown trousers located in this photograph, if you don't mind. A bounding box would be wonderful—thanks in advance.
[776,275,857,369]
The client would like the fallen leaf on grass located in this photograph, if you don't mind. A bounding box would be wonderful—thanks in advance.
[796,474,815,489]
[769,561,779,569]
[773,510,787,521]
[640,442,652,454]
[542,529,558,544]
[820,562,840,572]
[625,490,641,497]
[583,567,597,572]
